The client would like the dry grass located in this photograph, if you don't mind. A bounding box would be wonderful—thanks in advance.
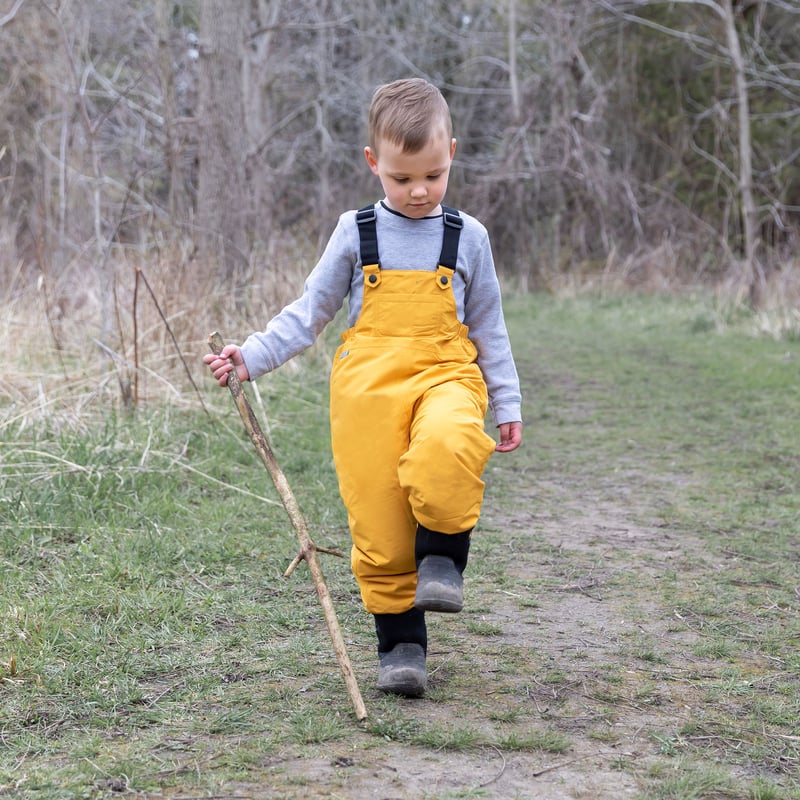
[1,236,316,431]
[536,239,800,342]
[4,291,798,799]
[2,234,799,432]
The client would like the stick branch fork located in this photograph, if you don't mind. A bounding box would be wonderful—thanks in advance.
[207,331,367,722]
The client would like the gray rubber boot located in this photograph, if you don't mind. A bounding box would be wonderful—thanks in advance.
[414,526,471,613]
[376,643,427,697]
[415,554,464,612]
[374,609,427,697]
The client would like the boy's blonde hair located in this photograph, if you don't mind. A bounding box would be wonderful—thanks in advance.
[368,78,453,155]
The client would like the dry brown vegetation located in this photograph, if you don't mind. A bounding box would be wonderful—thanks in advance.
[1,0,799,424]
[3,235,800,433]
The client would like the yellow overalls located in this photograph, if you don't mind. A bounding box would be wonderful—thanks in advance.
[330,207,497,615]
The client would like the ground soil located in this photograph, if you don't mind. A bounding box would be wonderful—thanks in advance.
[192,472,716,800]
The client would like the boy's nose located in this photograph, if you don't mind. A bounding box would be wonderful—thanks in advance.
[410,184,426,198]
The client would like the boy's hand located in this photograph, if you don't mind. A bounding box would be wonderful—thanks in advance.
[203,344,250,387]
[495,421,522,453]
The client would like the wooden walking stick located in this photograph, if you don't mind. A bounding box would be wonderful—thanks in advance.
[208,332,368,722]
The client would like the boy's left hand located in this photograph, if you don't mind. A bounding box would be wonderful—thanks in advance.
[495,421,522,453]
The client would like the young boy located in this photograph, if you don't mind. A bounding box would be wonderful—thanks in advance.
[204,78,522,698]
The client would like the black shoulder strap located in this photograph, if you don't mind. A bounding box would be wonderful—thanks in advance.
[356,203,463,270]
[439,206,463,271]
[356,205,379,267]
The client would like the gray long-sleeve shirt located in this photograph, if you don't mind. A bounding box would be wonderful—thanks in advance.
[240,202,522,427]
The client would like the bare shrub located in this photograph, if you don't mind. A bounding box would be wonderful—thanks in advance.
[0,230,316,429]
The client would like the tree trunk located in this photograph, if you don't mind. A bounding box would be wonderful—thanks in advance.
[721,0,762,305]
[156,0,188,224]
[197,0,249,278]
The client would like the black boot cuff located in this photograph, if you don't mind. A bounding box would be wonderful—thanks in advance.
[374,608,427,654]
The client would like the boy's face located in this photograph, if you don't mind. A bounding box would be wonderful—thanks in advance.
[364,128,456,219]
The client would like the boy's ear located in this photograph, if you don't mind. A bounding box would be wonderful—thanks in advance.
[450,138,457,159]
[364,146,379,174]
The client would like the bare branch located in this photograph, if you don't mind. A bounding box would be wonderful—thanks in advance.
[248,15,353,40]
[594,0,719,47]
[0,0,26,28]
[689,139,737,184]
[766,0,800,11]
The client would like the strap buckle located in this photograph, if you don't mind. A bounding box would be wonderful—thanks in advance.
[356,206,377,225]
[443,210,463,230]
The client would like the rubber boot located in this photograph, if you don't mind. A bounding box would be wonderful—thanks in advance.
[374,608,427,697]
[414,525,472,613]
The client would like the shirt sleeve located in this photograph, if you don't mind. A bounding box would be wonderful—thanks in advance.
[239,215,356,380]
[461,231,523,427]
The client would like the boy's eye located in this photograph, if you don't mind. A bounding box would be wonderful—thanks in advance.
[392,175,442,184]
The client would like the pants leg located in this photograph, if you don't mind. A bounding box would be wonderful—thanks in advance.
[331,344,495,616]
[331,356,418,615]
[399,376,496,534]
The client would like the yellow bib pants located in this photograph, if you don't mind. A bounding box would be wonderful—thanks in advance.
[330,261,497,615]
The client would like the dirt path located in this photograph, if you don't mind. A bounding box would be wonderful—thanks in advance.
[153,300,798,800]
[211,474,708,799]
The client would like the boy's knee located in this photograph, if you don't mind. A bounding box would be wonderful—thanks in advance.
[404,421,495,480]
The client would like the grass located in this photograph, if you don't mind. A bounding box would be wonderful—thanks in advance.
[1,291,799,798]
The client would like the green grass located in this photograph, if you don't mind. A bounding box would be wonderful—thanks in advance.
[2,292,799,798]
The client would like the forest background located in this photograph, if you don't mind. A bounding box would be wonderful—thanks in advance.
[2,5,800,796]
[0,0,799,413]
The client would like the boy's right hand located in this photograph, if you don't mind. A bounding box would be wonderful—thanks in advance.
[203,344,250,387]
